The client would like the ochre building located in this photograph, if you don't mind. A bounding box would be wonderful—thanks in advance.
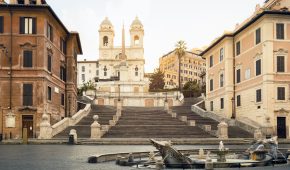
[0,0,82,139]
[202,0,290,139]
[159,50,205,89]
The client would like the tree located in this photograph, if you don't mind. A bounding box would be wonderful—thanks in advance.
[175,40,187,91]
[149,69,165,91]
[182,81,201,98]
[78,80,96,96]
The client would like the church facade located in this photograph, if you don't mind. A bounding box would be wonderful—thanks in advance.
[95,17,182,107]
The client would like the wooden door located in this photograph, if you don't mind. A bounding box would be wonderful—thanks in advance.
[277,117,286,139]
[22,115,34,138]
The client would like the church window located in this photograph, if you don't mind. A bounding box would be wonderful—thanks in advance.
[103,36,108,46]
[134,35,140,45]
[135,66,139,76]
[103,66,107,77]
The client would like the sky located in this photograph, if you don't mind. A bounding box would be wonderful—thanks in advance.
[43,0,265,72]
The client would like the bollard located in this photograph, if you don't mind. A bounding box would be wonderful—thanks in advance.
[287,155,290,164]
[205,151,213,170]
[22,128,28,144]
[68,129,77,144]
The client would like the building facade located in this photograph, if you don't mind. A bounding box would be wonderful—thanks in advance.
[77,59,98,87]
[0,0,82,139]
[159,50,206,89]
[202,0,290,138]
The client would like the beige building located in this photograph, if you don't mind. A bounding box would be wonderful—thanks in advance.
[77,59,98,87]
[202,0,290,138]
[159,50,206,89]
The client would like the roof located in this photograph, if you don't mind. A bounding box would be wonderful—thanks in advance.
[70,32,83,54]
[161,50,202,59]
[77,60,98,64]
[101,17,113,26]
[200,10,290,56]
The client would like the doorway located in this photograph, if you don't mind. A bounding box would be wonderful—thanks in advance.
[22,115,34,138]
[277,117,286,139]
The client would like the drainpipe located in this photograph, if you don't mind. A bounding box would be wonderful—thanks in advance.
[231,38,236,119]
[9,7,13,110]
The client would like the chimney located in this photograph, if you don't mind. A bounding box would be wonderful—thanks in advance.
[10,0,17,4]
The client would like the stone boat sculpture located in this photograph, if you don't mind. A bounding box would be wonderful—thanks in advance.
[150,137,288,169]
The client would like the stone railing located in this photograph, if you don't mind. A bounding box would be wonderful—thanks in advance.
[69,104,91,126]
[51,118,70,137]
[191,100,258,134]
[40,103,91,138]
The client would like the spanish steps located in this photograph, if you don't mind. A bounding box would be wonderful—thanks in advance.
[55,97,252,139]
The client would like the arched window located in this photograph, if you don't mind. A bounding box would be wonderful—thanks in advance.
[103,66,107,77]
[134,35,139,45]
[103,36,108,46]
[135,66,139,76]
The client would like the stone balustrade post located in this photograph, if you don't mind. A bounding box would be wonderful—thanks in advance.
[204,125,212,132]
[180,116,187,122]
[117,101,122,111]
[24,0,29,4]
[164,101,169,111]
[38,113,52,139]
[91,115,101,139]
[189,120,196,126]
[10,0,17,4]
[69,129,78,144]
[217,121,228,139]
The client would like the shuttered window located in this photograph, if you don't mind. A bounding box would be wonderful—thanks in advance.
[236,69,241,83]
[60,66,66,81]
[256,59,261,76]
[277,87,285,100]
[236,41,241,56]
[276,23,284,40]
[20,17,36,34]
[0,16,3,33]
[256,89,262,102]
[47,55,52,72]
[47,86,52,101]
[23,50,33,68]
[210,79,213,91]
[256,28,261,44]
[61,93,65,106]
[210,101,213,111]
[23,84,33,106]
[277,56,285,72]
[47,23,53,42]
[209,55,213,67]
[237,95,241,107]
[220,98,224,109]
[60,38,66,54]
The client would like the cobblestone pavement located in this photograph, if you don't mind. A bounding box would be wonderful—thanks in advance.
[0,145,289,170]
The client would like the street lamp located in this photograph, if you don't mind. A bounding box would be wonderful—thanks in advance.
[165,91,168,103]
[118,84,121,101]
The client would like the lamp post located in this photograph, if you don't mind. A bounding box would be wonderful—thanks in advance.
[231,97,236,119]
[165,91,168,103]
[118,84,121,101]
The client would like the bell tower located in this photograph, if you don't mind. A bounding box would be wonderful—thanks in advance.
[99,17,114,49]
[130,17,144,47]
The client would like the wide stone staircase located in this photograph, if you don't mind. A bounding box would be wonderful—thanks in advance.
[102,106,214,138]
[54,105,116,138]
[172,98,252,138]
